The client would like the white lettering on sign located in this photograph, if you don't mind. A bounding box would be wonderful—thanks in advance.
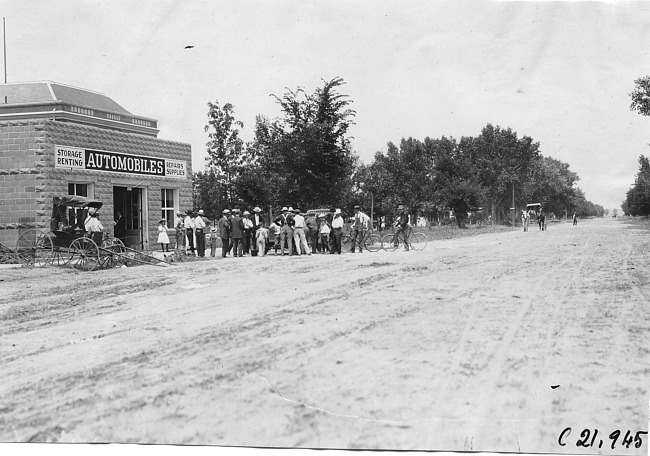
[55,145,186,179]
[55,146,85,169]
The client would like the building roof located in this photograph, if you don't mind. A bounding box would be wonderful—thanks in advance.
[0,81,132,115]
[0,81,158,137]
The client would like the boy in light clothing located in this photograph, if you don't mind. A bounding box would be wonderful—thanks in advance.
[318,215,330,254]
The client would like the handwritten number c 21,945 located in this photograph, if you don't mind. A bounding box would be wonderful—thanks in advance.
[558,427,648,449]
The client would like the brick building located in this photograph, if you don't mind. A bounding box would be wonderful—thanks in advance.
[0,81,192,249]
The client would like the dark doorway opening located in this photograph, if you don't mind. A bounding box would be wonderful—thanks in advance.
[113,186,143,249]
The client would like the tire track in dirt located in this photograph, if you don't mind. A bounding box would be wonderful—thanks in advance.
[424,227,596,450]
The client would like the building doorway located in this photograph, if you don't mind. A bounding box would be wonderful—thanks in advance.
[113,186,143,249]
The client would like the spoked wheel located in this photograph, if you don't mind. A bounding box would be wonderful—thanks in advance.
[16,229,54,267]
[100,237,126,269]
[340,234,352,253]
[363,233,383,252]
[381,233,399,252]
[409,232,428,251]
[68,237,100,271]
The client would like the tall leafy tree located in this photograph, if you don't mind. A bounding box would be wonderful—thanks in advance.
[471,124,541,223]
[269,77,357,208]
[204,101,250,206]
[622,155,650,216]
[629,76,650,116]
[523,156,579,217]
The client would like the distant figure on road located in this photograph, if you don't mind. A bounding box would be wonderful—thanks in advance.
[538,211,546,231]
[521,210,529,232]
[573,213,578,226]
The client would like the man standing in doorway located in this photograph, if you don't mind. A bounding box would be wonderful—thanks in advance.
[195,209,207,257]
[351,205,370,253]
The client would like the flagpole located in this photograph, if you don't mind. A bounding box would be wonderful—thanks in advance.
[3,17,6,83]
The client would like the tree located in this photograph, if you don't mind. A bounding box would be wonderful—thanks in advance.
[630,76,650,116]
[268,77,357,209]
[470,124,541,223]
[622,155,650,216]
[204,101,251,206]
[523,156,579,217]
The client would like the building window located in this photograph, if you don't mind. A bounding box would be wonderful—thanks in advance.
[161,189,177,227]
[68,183,88,197]
[67,183,93,228]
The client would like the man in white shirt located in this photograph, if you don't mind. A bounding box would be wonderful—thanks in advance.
[194,209,207,257]
[184,211,195,255]
[331,208,344,254]
[351,205,370,253]
[291,208,311,256]
[84,210,104,246]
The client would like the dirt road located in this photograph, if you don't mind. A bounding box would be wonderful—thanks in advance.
[1,218,648,453]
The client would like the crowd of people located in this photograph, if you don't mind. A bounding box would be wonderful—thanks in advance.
[161,204,411,258]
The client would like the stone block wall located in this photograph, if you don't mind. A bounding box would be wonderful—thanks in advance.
[0,120,192,249]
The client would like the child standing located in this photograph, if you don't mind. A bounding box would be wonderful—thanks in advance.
[209,226,218,257]
[158,219,170,252]
[318,215,330,254]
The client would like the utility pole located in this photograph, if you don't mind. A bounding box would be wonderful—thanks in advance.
[3,17,6,84]
[370,193,374,230]
[512,181,517,227]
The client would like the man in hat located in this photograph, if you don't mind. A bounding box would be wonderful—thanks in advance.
[195,209,207,257]
[218,209,231,258]
[273,206,294,256]
[351,205,370,253]
[394,205,410,251]
[174,210,185,250]
[251,206,265,254]
[241,210,254,255]
[230,209,244,257]
[292,208,311,256]
[84,209,104,246]
[331,208,344,254]
[305,211,319,253]
[184,210,195,255]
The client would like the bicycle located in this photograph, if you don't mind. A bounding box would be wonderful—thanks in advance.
[381,226,427,251]
[342,229,383,252]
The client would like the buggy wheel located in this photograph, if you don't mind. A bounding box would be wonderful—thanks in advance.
[341,234,352,253]
[100,237,126,268]
[68,237,100,271]
[16,229,54,267]
[409,232,428,251]
[382,233,399,252]
[363,233,383,252]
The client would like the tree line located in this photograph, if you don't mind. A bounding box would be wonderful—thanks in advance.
[194,77,603,226]
[623,76,650,216]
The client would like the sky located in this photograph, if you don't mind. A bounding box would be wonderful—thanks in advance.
[4,0,650,212]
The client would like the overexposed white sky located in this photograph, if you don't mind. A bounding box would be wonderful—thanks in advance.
[4,0,650,211]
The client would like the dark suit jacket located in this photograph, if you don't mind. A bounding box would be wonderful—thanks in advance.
[218,216,231,238]
[230,215,243,238]
[252,213,265,230]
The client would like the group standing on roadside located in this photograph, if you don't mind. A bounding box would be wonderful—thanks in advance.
[162,204,412,259]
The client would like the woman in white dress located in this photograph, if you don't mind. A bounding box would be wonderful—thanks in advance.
[157,219,170,252]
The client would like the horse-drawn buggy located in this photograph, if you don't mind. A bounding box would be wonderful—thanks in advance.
[15,196,128,271]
